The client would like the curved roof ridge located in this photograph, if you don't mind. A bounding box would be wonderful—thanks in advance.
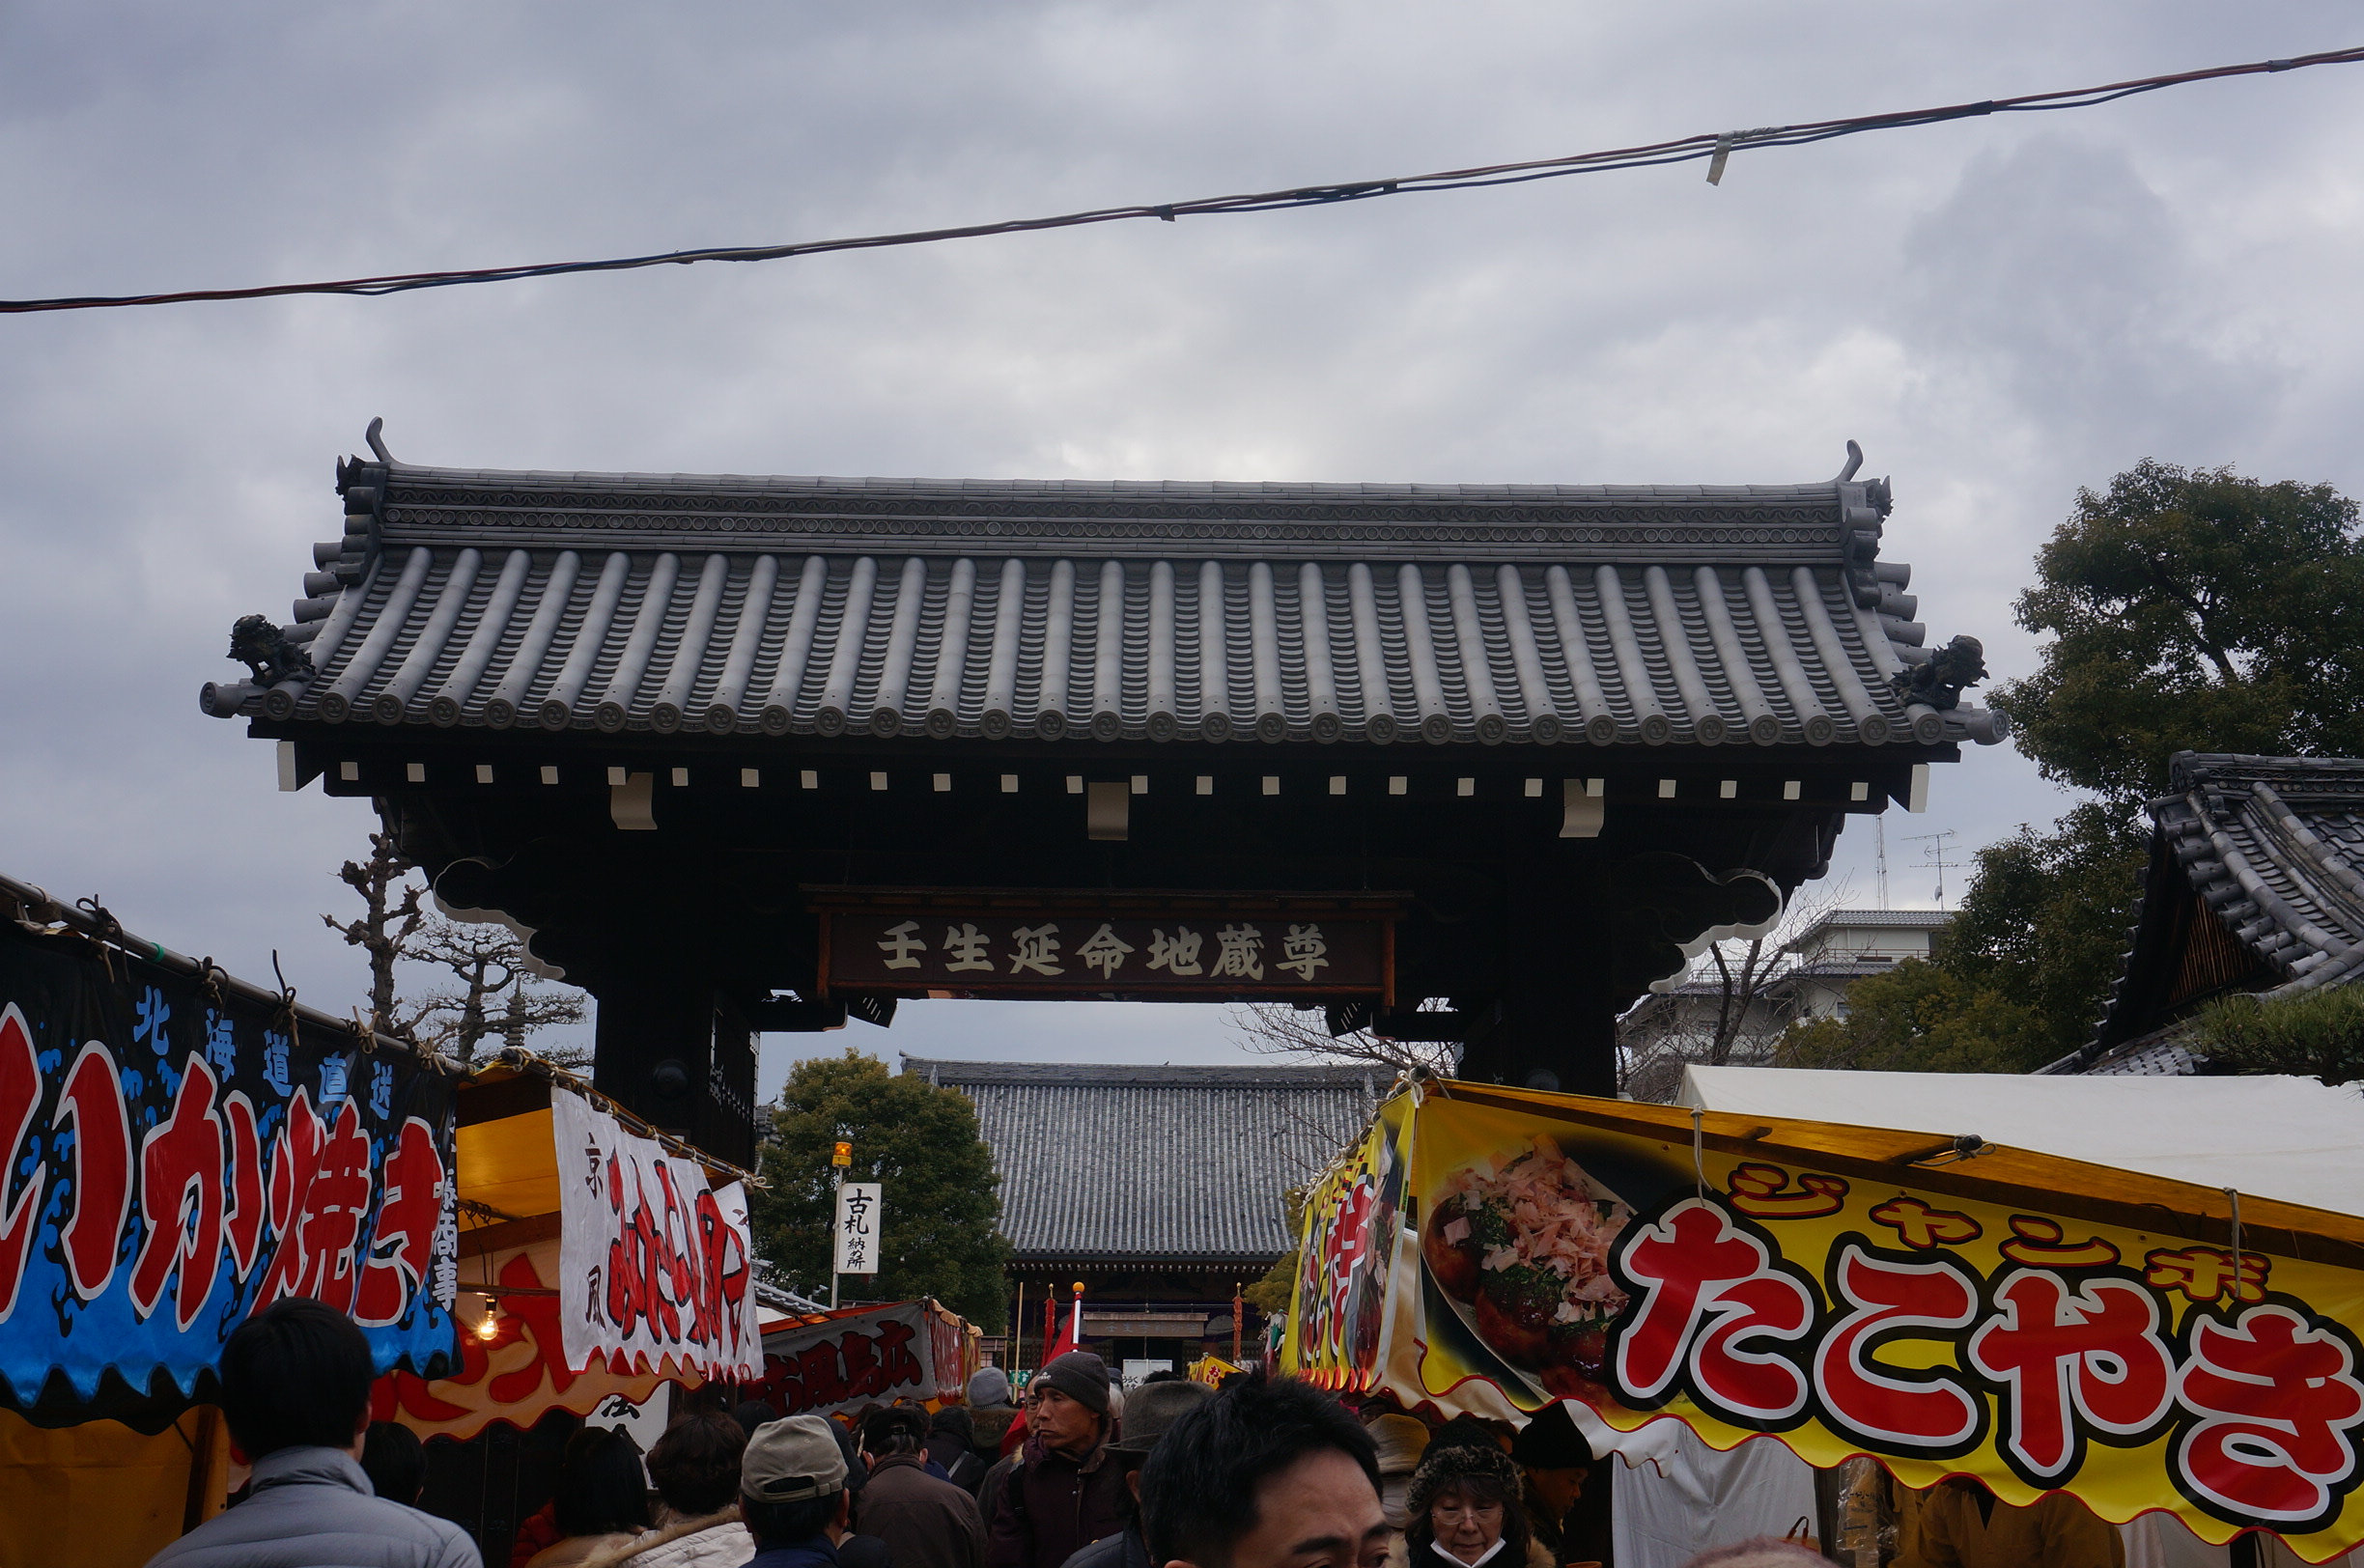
[376,460,1852,504]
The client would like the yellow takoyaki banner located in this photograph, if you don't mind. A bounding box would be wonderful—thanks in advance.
[1281,1080,2364,1563]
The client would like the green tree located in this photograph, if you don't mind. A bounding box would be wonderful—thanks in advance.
[1241,1187,1308,1317]
[1779,960,2052,1074]
[749,1050,1011,1330]
[1799,462,2364,1073]
[1993,460,2364,807]
[1934,803,2151,1062]
[2185,987,2364,1086]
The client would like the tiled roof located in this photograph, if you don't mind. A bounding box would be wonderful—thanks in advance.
[2147,755,2364,994]
[1779,908,1952,954]
[1798,909,1955,929]
[201,442,2007,752]
[903,1057,1382,1262]
[2066,753,2364,1072]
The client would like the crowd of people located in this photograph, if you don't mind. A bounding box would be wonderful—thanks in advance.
[143,1297,2117,1568]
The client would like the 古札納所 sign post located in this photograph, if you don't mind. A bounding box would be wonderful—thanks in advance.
[806,887,1401,1003]
[835,1184,882,1276]
[831,1182,882,1309]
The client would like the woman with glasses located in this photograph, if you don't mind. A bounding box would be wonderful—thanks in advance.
[1394,1442,1561,1568]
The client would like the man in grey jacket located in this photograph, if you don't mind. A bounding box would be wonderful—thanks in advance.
[146,1297,480,1568]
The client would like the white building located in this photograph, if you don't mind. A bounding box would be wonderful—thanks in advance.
[1616,910,1954,1091]
[1775,909,1954,1022]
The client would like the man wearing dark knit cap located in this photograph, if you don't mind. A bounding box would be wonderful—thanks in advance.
[985,1353,1130,1568]
[1510,1401,1609,1567]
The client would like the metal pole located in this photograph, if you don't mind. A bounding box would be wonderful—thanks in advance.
[829,1165,842,1310]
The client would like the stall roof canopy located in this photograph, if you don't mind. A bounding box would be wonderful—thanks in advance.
[454,1059,755,1246]
[202,441,2009,753]
[1677,1063,2364,1219]
[907,1058,1382,1264]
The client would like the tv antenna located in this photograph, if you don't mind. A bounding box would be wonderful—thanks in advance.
[1875,817,1889,910]
[1901,828,1961,908]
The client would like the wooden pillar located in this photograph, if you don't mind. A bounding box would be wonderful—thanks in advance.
[592,968,718,1140]
[1454,858,1620,1096]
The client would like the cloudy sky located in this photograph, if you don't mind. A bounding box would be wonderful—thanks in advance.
[4,4,2359,1097]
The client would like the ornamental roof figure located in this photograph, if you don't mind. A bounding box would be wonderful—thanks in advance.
[201,427,2008,755]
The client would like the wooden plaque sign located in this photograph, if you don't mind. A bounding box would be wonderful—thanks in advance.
[807,888,1399,1002]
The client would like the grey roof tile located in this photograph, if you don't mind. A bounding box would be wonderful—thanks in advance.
[2071,754,2364,1071]
[203,453,2008,749]
[903,1057,1381,1262]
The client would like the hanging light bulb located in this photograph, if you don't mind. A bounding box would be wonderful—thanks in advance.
[474,1296,501,1342]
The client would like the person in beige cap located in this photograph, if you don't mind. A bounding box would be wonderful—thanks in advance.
[1364,1413,1430,1535]
[742,1414,889,1568]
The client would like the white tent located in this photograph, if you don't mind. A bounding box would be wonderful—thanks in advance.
[1677,1065,2364,1218]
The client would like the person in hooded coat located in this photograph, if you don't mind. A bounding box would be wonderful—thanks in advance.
[929,1406,989,1494]
[968,1368,1024,1468]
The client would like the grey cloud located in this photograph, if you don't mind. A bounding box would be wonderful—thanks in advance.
[6,3,2363,1071]
[1893,133,2275,460]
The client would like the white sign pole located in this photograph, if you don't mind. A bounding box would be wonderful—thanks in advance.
[833,1182,884,1290]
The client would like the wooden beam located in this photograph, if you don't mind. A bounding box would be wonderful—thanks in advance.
[456,1071,552,1128]
[459,1211,561,1259]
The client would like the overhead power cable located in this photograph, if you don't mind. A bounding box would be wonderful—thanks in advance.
[4,43,2358,316]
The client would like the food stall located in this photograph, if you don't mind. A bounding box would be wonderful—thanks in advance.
[368,1056,771,1552]
[0,878,463,1568]
[0,870,778,1566]
[745,1298,982,1419]
[1281,1074,2364,1565]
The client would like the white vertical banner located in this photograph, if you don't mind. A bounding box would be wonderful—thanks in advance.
[551,1086,764,1379]
[833,1183,883,1275]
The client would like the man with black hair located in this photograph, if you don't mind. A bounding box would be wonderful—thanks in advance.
[1059,1376,1212,1568]
[1138,1370,1389,1568]
[861,1404,989,1568]
[362,1420,428,1508]
[146,1298,480,1567]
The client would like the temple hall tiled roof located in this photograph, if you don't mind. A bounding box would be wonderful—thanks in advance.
[201,437,2007,752]
[2065,754,2364,1074]
[905,1057,1382,1263]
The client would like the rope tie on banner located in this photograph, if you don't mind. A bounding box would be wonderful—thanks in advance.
[7,883,67,938]
[194,958,228,1008]
[75,897,126,983]
[2225,1187,2245,1305]
[269,949,301,1044]
[1691,1107,1708,1204]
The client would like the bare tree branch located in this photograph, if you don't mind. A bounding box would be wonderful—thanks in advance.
[1616,879,1853,1102]
[399,917,586,1063]
[321,830,427,1033]
[1225,1004,1458,1078]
